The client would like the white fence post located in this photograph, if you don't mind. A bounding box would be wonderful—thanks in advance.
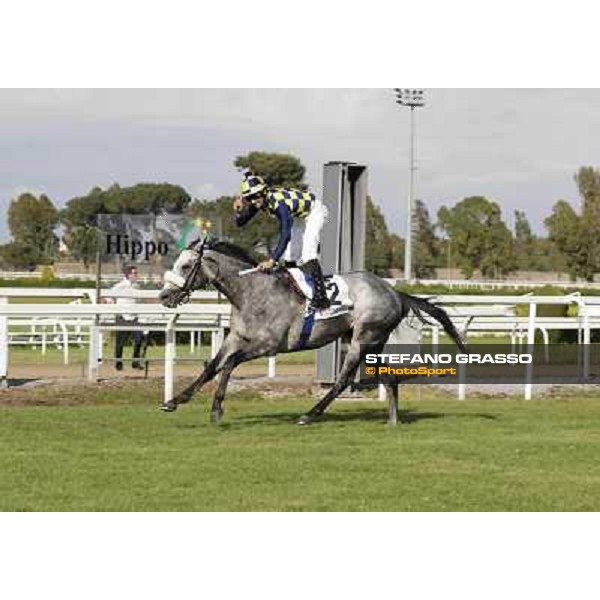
[88,324,100,381]
[211,330,219,358]
[268,356,277,378]
[60,323,69,365]
[164,315,178,404]
[524,302,537,400]
[432,325,440,352]
[582,301,590,380]
[457,363,466,400]
[0,297,7,388]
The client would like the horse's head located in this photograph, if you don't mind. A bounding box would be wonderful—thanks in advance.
[159,236,212,308]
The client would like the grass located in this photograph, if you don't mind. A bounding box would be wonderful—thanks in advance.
[2,382,600,511]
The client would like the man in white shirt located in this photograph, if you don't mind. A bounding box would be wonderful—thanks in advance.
[110,265,145,371]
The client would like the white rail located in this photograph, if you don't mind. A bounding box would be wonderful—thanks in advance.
[0,302,239,403]
[2,289,600,402]
[414,293,600,400]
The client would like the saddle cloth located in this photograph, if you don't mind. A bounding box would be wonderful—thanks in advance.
[287,269,352,320]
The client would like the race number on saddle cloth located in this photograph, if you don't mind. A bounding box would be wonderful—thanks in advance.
[235,171,331,311]
[286,269,352,321]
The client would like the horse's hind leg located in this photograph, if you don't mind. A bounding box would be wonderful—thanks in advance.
[297,344,362,424]
[298,339,385,425]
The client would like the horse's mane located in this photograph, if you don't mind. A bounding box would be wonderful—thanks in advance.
[188,237,259,266]
[211,240,258,266]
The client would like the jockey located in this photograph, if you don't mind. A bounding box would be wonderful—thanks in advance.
[233,171,331,311]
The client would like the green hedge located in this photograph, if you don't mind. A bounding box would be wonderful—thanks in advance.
[395,282,600,297]
[0,278,161,290]
[0,278,97,288]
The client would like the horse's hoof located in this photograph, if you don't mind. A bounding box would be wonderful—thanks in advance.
[297,414,314,426]
[210,410,223,424]
[160,401,178,413]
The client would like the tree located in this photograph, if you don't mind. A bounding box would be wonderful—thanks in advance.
[61,183,191,228]
[5,193,59,266]
[514,210,561,272]
[479,215,517,279]
[545,200,582,279]
[575,166,600,208]
[388,233,405,274]
[438,196,516,279]
[234,152,306,188]
[413,199,439,279]
[363,197,406,276]
[0,241,39,271]
[365,197,393,275]
[104,183,191,214]
[515,209,533,247]
[67,227,98,269]
[578,168,600,281]
[514,209,535,270]
[545,167,600,282]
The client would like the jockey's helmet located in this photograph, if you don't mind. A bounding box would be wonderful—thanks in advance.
[240,171,267,199]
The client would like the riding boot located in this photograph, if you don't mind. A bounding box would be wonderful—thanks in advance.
[301,259,331,310]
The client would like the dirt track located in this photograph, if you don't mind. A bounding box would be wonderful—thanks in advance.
[5,357,586,407]
[4,360,314,380]
[0,361,323,407]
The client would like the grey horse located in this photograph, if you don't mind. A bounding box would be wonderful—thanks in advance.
[158,236,466,425]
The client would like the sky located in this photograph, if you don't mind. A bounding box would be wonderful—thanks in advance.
[1,88,599,242]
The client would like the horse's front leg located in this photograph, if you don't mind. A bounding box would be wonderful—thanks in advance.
[160,334,243,412]
[298,337,387,425]
[210,363,235,423]
[210,346,272,423]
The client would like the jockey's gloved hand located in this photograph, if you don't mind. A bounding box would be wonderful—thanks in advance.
[258,258,277,272]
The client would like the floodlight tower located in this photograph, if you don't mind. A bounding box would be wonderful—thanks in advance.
[394,88,426,281]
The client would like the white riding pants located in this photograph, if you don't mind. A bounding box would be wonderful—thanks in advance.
[283,201,328,264]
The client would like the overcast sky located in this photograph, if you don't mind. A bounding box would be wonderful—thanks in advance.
[1,88,599,241]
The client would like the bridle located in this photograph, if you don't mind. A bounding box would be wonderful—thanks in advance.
[163,238,208,306]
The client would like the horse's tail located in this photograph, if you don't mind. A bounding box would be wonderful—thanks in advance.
[397,291,467,353]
